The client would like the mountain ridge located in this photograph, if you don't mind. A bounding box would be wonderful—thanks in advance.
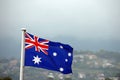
[0,36,120,58]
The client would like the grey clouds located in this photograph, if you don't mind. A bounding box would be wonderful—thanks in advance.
[0,0,120,58]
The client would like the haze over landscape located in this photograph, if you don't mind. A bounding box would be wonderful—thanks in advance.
[0,0,120,58]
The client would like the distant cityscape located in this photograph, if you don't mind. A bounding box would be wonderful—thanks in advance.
[0,50,120,80]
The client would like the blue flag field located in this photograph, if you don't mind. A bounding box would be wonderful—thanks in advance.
[24,32,73,74]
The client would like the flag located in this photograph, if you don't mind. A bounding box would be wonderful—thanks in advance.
[24,32,73,74]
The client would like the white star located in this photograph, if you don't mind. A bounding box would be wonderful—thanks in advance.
[65,59,68,62]
[32,55,41,64]
[53,52,57,56]
[59,67,64,72]
[60,45,63,49]
[68,52,72,57]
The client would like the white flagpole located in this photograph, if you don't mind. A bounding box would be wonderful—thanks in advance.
[20,28,26,80]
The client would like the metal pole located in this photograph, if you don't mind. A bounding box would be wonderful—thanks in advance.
[20,28,26,80]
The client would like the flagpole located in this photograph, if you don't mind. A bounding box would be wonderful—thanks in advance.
[20,28,26,80]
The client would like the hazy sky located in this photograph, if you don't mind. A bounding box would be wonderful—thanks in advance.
[0,0,120,57]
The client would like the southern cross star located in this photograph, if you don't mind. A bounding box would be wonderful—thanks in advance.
[32,55,42,64]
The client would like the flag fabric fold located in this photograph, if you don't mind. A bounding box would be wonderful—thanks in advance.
[24,32,73,74]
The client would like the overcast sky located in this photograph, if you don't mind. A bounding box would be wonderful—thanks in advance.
[0,0,120,57]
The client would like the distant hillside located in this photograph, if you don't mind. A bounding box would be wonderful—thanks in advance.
[0,50,120,80]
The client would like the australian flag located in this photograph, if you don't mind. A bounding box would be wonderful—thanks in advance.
[24,32,73,74]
